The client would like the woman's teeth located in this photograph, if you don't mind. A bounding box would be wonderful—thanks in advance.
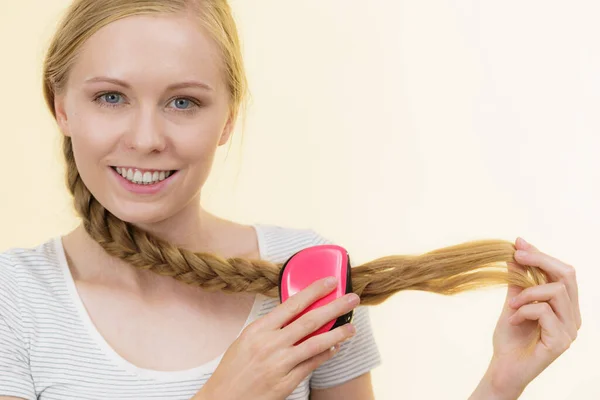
[114,167,173,185]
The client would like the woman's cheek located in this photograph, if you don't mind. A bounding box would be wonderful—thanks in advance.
[73,110,130,148]
[169,123,221,157]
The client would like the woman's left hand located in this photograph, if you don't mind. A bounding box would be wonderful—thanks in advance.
[476,237,582,399]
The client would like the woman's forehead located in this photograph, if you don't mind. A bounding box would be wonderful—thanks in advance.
[69,13,224,90]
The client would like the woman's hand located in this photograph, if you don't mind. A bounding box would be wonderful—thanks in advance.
[194,276,360,400]
[471,237,582,400]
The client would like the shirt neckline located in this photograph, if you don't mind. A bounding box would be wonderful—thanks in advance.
[53,223,267,381]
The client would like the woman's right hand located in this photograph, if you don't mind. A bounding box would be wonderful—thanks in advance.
[196,276,360,400]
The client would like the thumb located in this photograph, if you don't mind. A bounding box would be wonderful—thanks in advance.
[504,237,531,303]
[502,258,526,313]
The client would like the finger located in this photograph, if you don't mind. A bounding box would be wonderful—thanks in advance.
[516,236,540,252]
[513,248,580,329]
[509,282,577,340]
[287,322,355,373]
[509,302,573,356]
[258,276,338,332]
[285,342,341,388]
[504,260,527,305]
[516,237,581,330]
[282,293,358,347]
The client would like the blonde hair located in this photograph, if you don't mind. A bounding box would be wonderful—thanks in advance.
[43,0,546,327]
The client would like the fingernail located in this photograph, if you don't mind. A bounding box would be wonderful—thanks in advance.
[347,294,360,304]
[347,324,356,334]
[325,277,337,287]
[519,237,529,246]
[509,297,517,306]
[515,250,528,258]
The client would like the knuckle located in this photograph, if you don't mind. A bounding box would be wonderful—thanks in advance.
[307,340,322,355]
[303,316,320,333]
[540,302,553,314]
[337,297,350,311]
[516,290,529,302]
[561,338,572,353]
[242,321,265,340]
[339,327,350,341]
[549,338,570,355]
[565,265,577,280]
[299,338,320,356]
[242,321,258,336]
[557,282,568,296]
[241,330,270,354]
[288,300,303,317]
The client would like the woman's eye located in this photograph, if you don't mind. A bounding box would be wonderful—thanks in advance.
[100,93,121,104]
[170,98,196,110]
[93,94,199,112]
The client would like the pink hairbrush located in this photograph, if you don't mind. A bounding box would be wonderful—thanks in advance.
[278,244,354,346]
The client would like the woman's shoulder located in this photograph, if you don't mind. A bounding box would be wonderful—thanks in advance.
[254,223,335,263]
[256,222,333,241]
[0,237,64,290]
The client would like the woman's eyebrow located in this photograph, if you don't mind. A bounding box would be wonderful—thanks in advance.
[168,81,214,92]
[83,77,214,92]
[84,76,131,88]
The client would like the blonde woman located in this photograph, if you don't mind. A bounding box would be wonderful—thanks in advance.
[0,1,580,399]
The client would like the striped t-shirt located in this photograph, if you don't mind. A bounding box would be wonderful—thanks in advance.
[0,223,382,400]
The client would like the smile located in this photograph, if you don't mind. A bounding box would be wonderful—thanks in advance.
[111,166,177,185]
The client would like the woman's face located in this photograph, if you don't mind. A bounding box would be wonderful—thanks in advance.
[55,14,233,225]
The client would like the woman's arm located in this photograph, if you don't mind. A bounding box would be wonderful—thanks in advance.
[471,238,581,400]
[310,372,375,400]
[468,366,523,400]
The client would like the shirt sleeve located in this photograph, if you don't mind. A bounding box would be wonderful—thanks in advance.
[307,230,383,389]
[0,253,36,400]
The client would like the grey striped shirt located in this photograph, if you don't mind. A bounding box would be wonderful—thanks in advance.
[0,223,382,399]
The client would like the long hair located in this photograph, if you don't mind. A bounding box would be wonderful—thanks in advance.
[43,0,546,316]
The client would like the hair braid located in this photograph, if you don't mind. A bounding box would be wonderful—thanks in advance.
[63,136,546,308]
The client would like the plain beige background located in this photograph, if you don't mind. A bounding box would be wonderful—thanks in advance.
[1,1,598,399]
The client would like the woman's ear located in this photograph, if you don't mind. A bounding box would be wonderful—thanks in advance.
[54,94,71,137]
[218,115,235,146]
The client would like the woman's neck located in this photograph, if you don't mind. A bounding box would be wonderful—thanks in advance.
[62,209,225,294]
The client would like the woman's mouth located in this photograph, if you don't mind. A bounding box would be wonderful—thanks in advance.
[111,166,178,185]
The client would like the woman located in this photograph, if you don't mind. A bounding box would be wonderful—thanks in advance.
[0,1,581,399]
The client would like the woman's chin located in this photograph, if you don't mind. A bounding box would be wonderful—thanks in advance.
[104,204,175,227]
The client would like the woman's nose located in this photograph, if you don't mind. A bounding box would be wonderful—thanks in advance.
[123,106,167,153]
